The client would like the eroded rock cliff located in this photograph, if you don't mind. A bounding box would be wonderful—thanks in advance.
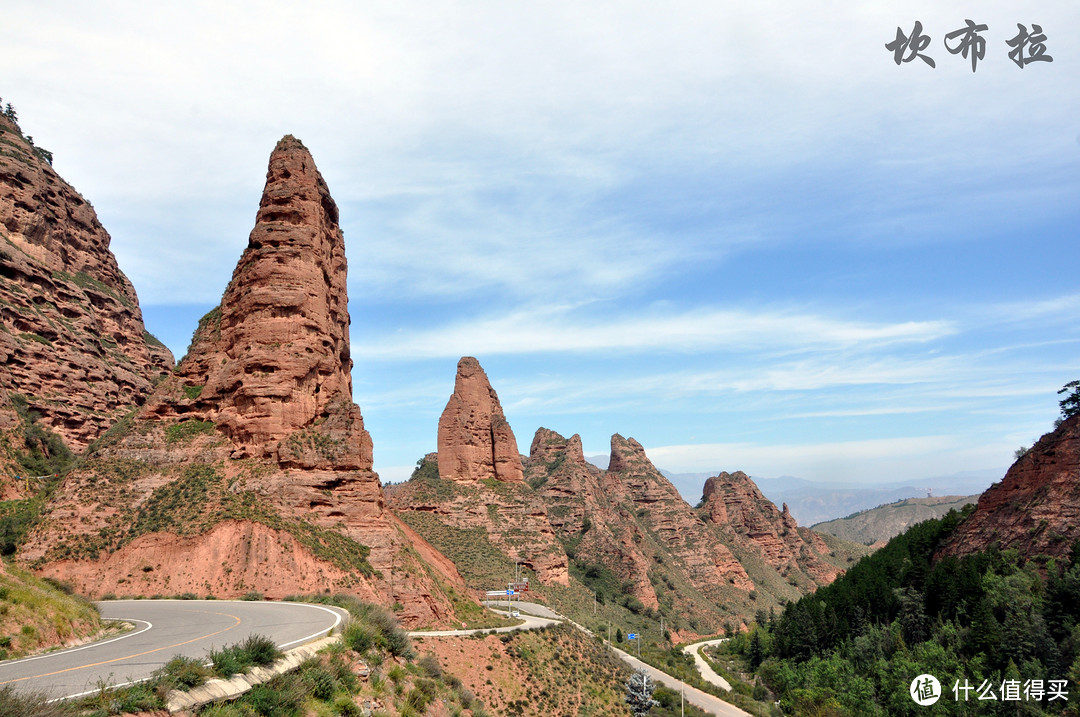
[19,136,465,625]
[437,357,524,484]
[939,415,1080,561]
[700,471,841,586]
[0,113,172,456]
[388,358,568,587]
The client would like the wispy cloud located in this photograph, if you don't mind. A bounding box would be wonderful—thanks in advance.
[355,304,956,359]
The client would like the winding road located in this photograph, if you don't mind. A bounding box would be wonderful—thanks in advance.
[0,599,347,702]
[3,597,748,716]
[477,601,750,717]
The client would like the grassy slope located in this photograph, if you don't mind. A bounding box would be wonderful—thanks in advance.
[0,560,102,659]
[811,495,979,545]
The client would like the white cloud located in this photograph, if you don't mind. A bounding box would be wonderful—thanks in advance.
[355,304,955,359]
[643,436,1010,484]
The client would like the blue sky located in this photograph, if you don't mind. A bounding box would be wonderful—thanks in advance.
[4,1,1078,494]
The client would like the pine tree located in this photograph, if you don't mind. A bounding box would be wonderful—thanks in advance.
[625,669,659,716]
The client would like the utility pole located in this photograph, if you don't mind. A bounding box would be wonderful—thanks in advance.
[660,614,664,640]
[681,686,684,717]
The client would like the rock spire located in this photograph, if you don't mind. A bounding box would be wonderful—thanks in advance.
[148,135,359,460]
[437,356,524,483]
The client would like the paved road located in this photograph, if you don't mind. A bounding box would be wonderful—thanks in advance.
[683,638,733,691]
[464,601,750,716]
[481,599,562,620]
[410,610,558,637]
[0,600,347,702]
[610,644,750,717]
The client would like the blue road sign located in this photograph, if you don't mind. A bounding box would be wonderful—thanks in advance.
[627,633,637,640]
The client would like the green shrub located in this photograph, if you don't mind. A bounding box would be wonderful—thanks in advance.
[418,653,442,679]
[242,674,305,717]
[155,654,211,690]
[299,661,336,701]
[343,620,376,654]
[334,695,362,716]
[209,634,280,678]
[0,686,70,717]
[164,420,215,444]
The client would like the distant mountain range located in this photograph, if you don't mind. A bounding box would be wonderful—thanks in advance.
[810,494,979,546]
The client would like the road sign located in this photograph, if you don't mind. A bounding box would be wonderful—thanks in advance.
[627,633,637,640]
[486,590,513,596]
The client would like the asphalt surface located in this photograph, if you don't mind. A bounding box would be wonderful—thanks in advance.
[0,599,347,702]
[683,638,734,691]
[611,644,750,717]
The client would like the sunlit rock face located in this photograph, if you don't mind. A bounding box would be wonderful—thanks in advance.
[0,112,172,455]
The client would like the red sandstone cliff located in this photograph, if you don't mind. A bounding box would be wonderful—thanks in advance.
[0,112,172,457]
[19,136,464,626]
[437,357,524,484]
[939,415,1080,561]
[387,358,569,586]
[604,435,754,596]
[700,471,840,586]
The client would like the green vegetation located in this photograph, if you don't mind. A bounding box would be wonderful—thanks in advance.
[18,331,52,347]
[209,634,282,678]
[725,505,1080,715]
[41,463,375,579]
[1059,380,1080,421]
[0,560,102,660]
[0,685,70,717]
[0,394,76,556]
[164,419,216,444]
[182,384,204,400]
[8,392,75,477]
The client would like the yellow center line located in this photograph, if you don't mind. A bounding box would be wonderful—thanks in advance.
[0,610,243,686]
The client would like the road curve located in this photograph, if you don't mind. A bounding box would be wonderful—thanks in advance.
[438,601,750,717]
[0,600,348,702]
[683,638,733,691]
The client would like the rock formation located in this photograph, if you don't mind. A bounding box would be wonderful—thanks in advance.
[939,415,1080,561]
[700,471,841,586]
[19,136,465,625]
[527,428,659,607]
[604,435,754,595]
[387,359,568,586]
[437,357,524,483]
[0,112,172,454]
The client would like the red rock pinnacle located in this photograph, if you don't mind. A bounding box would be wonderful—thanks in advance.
[151,135,365,462]
[437,357,524,483]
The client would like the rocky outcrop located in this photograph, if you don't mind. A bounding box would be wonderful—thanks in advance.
[939,415,1080,561]
[0,112,172,452]
[437,357,524,484]
[142,135,356,460]
[700,471,841,586]
[605,435,754,595]
[528,428,658,607]
[20,136,465,626]
[389,361,568,586]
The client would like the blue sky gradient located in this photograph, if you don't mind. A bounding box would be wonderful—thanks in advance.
[5,1,1077,495]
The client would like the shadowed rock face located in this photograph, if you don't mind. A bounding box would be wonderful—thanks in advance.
[437,356,524,484]
[939,415,1080,561]
[0,113,172,453]
[21,136,465,625]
